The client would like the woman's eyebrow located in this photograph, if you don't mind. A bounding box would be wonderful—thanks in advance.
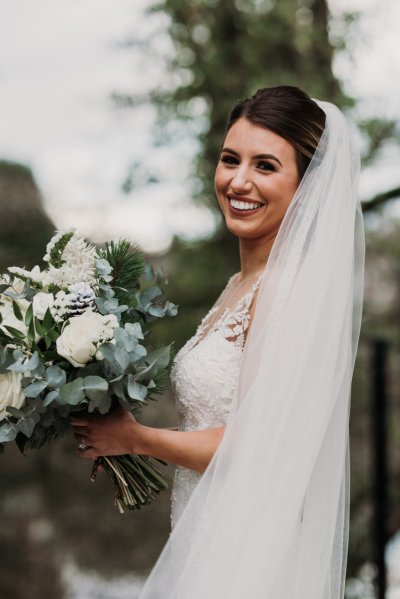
[221,146,283,167]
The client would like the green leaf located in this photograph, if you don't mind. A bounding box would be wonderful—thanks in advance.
[34,317,44,337]
[3,325,25,340]
[12,301,23,321]
[45,366,67,389]
[24,380,48,398]
[127,376,148,401]
[43,307,54,333]
[27,318,36,346]
[47,328,59,342]
[25,302,34,326]
[58,377,85,405]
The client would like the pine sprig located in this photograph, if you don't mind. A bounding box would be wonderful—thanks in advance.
[97,240,145,303]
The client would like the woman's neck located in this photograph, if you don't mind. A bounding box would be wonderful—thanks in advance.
[238,234,276,281]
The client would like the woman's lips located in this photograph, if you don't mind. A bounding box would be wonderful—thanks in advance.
[227,196,265,217]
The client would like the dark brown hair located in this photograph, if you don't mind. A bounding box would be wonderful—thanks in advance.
[224,86,326,179]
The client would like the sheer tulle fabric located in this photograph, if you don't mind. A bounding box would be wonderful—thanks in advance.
[138,101,365,599]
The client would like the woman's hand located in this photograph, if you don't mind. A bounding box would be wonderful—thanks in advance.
[70,407,147,459]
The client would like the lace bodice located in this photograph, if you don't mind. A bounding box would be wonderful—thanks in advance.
[169,272,263,530]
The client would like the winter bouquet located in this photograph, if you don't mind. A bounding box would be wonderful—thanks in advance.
[0,229,177,512]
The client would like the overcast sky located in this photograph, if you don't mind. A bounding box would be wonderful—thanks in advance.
[0,0,399,252]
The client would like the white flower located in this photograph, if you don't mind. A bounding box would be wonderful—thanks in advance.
[56,311,118,368]
[0,372,26,421]
[42,231,97,288]
[0,300,29,338]
[32,292,54,320]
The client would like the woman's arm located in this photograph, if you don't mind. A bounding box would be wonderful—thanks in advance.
[141,425,225,473]
[70,409,225,474]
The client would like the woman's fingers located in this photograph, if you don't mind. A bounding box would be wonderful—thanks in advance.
[70,417,90,427]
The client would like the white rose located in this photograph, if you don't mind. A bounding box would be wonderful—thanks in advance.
[0,300,29,338]
[32,292,54,320]
[0,372,26,421]
[56,311,119,368]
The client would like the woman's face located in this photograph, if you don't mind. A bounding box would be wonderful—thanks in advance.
[214,117,300,241]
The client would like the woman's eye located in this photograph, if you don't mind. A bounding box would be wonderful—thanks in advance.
[258,161,276,172]
[221,155,238,165]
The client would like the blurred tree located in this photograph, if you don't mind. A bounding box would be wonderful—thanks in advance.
[0,160,55,270]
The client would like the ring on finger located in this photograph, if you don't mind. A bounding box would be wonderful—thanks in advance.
[78,438,88,450]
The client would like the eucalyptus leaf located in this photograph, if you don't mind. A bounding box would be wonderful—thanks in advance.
[95,258,113,275]
[24,380,48,398]
[7,360,28,374]
[0,422,17,443]
[87,391,112,414]
[58,378,85,406]
[114,347,130,371]
[6,406,25,418]
[165,301,178,317]
[97,342,117,362]
[27,352,40,371]
[140,286,162,306]
[127,376,148,401]
[125,322,144,340]
[43,390,59,406]
[45,366,67,389]
[111,379,126,400]
[148,305,165,318]
[16,416,36,438]
[83,376,108,392]
[128,344,147,362]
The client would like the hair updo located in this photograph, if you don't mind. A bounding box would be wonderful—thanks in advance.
[224,86,326,180]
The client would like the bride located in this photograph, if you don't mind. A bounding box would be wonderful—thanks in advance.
[71,85,365,598]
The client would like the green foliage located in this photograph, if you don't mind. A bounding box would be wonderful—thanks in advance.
[97,240,145,303]
[47,231,74,267]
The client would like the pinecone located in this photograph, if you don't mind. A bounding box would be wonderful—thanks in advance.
[66,283,96,317]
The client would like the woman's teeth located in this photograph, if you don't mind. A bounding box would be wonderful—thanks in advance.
[229,198,263,210]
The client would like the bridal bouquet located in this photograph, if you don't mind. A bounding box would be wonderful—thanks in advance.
[0,229,177,512]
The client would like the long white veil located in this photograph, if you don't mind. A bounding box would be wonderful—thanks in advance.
[138,100,365,599]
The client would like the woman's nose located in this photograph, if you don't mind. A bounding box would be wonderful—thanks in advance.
[230,166,252,193]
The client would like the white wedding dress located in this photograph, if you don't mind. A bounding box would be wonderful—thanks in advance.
[170,272,263,531]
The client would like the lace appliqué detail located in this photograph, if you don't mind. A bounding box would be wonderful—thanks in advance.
[170,273,263,530]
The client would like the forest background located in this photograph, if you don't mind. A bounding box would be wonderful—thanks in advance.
[0,1,399,597]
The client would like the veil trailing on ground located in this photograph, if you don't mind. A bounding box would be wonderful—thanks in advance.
[138,101,365,599]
